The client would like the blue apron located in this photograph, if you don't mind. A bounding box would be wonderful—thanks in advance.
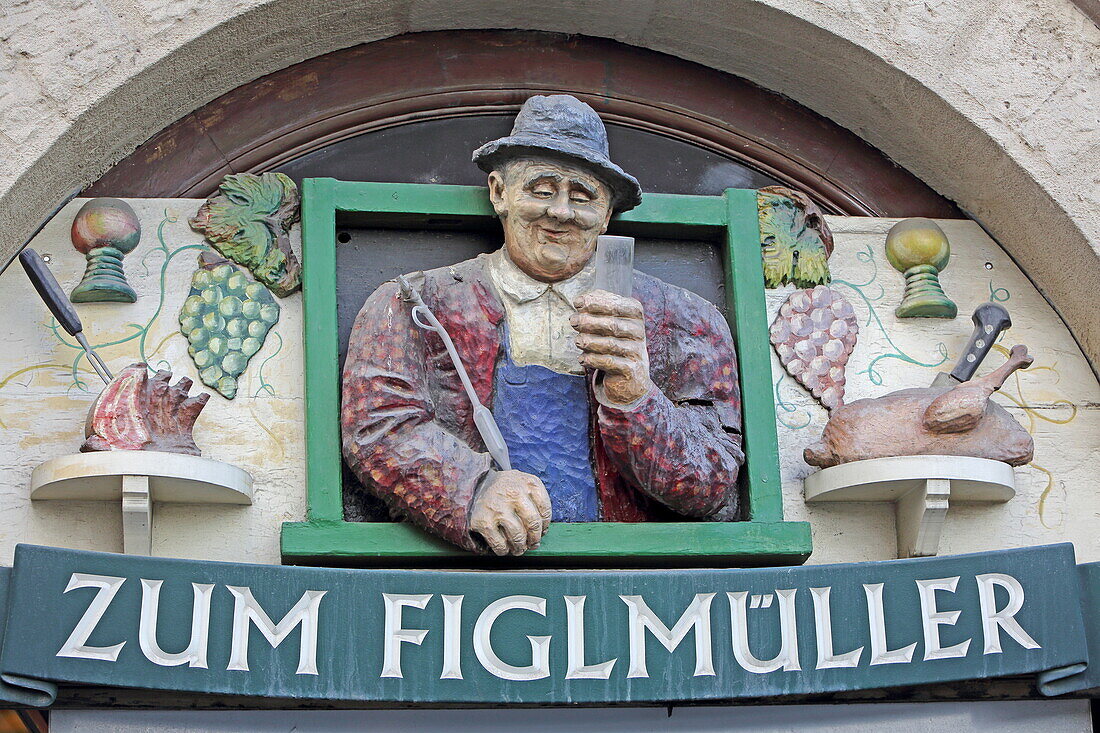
[493,339,599,522]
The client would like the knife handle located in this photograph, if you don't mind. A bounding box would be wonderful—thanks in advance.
[949,302,1011,383]
[19,248,83,337]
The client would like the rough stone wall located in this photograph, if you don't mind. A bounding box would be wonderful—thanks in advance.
[0,201,1095,565]
[0,1,1097,371]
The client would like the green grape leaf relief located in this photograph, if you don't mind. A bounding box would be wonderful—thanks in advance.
[190,172,302,297]
[757,186,834,289]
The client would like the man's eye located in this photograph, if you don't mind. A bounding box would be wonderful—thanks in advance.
[570,195,592,204]
[532,188,554,197]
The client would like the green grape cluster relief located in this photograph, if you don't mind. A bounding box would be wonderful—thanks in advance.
[179,255,279,398]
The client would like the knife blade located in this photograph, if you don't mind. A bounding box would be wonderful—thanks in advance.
[930,302,1012,387]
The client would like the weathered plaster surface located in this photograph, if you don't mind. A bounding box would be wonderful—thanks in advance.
[0,1,1097,372]
[0,200,1095,566]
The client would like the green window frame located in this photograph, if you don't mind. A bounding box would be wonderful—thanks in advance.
[280,178,811,567]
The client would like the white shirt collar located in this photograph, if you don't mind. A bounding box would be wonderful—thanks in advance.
[488,247,595,307]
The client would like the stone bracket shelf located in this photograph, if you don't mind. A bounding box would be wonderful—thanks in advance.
[803,455,1015,558]
[31,451,253,556]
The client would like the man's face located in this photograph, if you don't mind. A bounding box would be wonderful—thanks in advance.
[488,158,614,282]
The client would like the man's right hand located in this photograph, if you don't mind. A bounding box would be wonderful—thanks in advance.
[469,470,552,555]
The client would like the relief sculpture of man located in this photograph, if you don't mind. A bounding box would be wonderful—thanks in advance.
[342,95,745,555]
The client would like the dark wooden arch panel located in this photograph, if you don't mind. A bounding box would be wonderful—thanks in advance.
[86,31,958,218]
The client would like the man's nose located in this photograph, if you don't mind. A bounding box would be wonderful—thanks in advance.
[545,194,574,222]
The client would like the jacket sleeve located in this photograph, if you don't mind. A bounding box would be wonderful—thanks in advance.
[341,280,492,551]
[595,285,745,519]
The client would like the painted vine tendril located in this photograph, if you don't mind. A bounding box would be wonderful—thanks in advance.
[988,343,1078,528]
[45,210,205,391]
[773,243,949,430]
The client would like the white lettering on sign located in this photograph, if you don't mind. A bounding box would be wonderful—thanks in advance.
[728,589,800,674]
[810,587,863,669]
[48,567,1045,686]
[380,593,431,679]
[56,573,127,662]
[440,594,465,680]
[473,595,551,681]
[564,595,616,680]
[863,583,916,665]
[916,576,971,661]
[225,586,326,675]
[621,593,716,678]
[975,573,1040,654]
[138,579,214,668]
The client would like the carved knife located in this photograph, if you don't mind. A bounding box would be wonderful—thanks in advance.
[930,302,1012,387]
[397,274,511,471]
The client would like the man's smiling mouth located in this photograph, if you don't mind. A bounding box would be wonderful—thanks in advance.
[538,225,572,240]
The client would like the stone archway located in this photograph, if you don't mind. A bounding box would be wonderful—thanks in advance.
[2,0,1096,367]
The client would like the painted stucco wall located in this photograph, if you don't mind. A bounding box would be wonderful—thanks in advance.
[0,2,1098,373]
[0,199,1095,566]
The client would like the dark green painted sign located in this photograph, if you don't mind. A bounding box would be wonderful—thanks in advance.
[0,543,1097,706]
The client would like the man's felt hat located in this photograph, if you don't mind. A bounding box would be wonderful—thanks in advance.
[472,95,643,212]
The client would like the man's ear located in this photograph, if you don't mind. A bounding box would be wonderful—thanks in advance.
[487,171,508,216]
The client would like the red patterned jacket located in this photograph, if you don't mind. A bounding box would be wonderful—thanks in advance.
[341,254,744,552]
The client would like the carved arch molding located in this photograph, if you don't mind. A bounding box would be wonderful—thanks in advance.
[86,32,956,219]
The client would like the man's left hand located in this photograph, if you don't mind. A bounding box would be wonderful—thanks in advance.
[571,290,652,406]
